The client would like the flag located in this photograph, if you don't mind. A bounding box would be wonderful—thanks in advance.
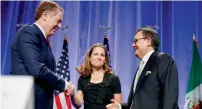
[103,34,111,67]
[184,36,202,109]
[53,38,72,109]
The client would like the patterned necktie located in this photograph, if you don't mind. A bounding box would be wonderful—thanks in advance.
[133,60,144,92]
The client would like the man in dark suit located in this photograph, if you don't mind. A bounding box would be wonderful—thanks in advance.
[11,1,74,109]
[106,26,179,109]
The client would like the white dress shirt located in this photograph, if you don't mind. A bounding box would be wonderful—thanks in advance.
[139,49,155,73]
[34,23,46,38]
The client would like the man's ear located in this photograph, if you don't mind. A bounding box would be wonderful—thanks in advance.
[146,37,152,47]
[42,11,48,21]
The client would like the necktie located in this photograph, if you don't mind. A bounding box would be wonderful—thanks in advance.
[133,60,144,92]
[130,60,144,109]
[46,38,51,49]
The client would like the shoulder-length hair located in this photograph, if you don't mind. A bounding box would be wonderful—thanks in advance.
[77,43,112,77]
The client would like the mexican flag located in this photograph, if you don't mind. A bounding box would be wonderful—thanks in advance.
[184,37,202,109]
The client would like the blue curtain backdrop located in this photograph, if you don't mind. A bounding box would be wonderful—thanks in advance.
[1,1,202,109]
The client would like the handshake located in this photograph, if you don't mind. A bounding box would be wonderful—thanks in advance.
[64,82,75,96]
[63,65,83,96]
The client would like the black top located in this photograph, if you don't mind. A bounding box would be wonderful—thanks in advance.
[78,73,121,109]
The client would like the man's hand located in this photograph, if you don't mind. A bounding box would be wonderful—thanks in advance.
[65,82,74,96]
[106,99,121,109]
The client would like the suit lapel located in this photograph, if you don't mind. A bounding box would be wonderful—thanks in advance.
[32,24,48,45]
[134,52,158,94]
[32,24,55,71]
[128,68,139,103]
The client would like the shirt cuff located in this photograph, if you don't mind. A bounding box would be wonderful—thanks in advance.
[118,103,121,109]
[64,81,70,90]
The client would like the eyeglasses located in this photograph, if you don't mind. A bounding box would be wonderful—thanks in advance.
[133,37,146,44]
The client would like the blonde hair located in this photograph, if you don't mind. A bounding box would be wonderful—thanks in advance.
[77,43,112,77]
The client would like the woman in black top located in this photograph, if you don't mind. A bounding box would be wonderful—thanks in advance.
[71,43,122,109]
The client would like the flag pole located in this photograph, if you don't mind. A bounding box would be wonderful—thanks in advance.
[62,25,69,44]
[99,25,112,68]
[62,25,68,37]
[193,33,199,48]
[54,25,72,109]
[99,25,112,36]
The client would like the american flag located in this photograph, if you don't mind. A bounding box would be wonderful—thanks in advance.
[103,35,111,67]
[53,38,72,109]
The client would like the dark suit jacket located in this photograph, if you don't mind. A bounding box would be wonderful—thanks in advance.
[122,52,179,109]
[11,24,66,109]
